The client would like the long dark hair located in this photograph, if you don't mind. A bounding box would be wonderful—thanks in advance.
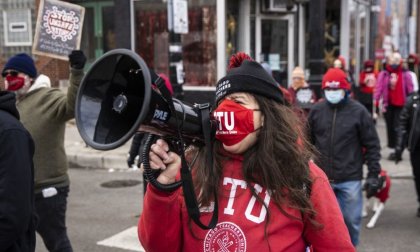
[191,94,319,227]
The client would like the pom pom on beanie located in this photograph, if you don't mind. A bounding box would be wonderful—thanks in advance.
[215,52,284,104]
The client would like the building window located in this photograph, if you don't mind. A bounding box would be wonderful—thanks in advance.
[2,9,32,46]
[134,0,217,86]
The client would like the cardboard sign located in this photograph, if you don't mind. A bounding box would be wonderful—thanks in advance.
[296,88,315,109]
[32,0,85,60]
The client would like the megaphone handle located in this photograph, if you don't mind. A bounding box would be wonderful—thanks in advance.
[142,134,183,192]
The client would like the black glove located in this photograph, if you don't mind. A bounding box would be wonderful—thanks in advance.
[69,50,87,69]
[394,147,403,164]
[364,176,381,198]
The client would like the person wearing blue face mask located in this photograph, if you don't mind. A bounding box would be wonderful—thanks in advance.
[308,68,382,247]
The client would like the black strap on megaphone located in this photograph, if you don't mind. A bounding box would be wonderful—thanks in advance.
[147,75,218,230]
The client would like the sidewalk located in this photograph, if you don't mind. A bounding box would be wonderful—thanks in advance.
[65,119,131,170]
[64,117,414,178]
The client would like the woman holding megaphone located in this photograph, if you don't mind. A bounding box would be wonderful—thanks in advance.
[138,53,355,251]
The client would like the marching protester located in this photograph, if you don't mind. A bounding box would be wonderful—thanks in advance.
[395,90,420,218]
[0,90,35,251]
[333,55,356,94]
[138,52,355,251]
[374,52,414,161]
[287,66,317,125]
[404,54,419,92]
[308,68,382,246]
[358,60,377,116]
[2,51,86,252]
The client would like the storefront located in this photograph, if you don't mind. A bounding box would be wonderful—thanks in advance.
[1,0,418,91]
[341,0,372,77]
[131,0,301,90]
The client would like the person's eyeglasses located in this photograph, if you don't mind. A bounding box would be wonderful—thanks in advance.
[2,70,20,78]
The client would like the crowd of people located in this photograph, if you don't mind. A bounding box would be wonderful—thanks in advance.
[1,48,420,252]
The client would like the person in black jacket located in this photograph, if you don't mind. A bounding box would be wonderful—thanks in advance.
[0,91,35,252]
[308,68,382,246]
[395,91,420,217]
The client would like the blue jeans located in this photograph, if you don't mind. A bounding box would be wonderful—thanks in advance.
[331,180,362,246]
[35,186,73,252]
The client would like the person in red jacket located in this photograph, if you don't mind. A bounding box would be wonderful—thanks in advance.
[358,60,377,116]
[137,52,355,252]
[374,52,414,160]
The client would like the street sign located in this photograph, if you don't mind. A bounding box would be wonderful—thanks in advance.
[173,0,189,34]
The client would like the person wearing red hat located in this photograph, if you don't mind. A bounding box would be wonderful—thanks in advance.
[374,52,414,160]
[138,53,355,251]
[358,60,378,119]
[308,68,382,246]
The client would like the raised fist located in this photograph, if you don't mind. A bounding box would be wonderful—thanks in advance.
[69,50,87,69]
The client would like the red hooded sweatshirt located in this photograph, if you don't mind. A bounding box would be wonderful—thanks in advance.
[138,158,355,252]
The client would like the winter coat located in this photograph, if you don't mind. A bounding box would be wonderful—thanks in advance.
[374,70,413,110]
[0,91,36,252]
[17,69,83,193]
[138,158,355,251]
[397,92,420,152]
[308,99,381,181]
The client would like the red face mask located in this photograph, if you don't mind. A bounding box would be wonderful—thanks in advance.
[213,99,259,146]
[5,75,25,91]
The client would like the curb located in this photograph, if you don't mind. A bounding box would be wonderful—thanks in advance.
[67,153,128,170]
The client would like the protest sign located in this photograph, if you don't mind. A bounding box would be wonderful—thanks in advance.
[32,0,85,60]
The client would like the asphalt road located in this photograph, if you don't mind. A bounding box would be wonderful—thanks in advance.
[33,166,420,252]
[35,168,145,252]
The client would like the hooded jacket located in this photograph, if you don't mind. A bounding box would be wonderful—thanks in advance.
[308,99,381,181]
[16,69,83,193]
[138,158,355,251]
[0,91,36,252]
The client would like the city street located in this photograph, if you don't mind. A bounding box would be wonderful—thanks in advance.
[34,118,420,252]
[35,168,145,252]
[34,166,420,252]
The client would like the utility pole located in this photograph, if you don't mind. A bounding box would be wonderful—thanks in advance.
[307,0,326,98]
[369,0,380,60]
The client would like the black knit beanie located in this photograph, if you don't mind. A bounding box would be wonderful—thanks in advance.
[215,60,284,104]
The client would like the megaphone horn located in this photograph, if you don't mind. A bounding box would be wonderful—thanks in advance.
[75,49,209,150]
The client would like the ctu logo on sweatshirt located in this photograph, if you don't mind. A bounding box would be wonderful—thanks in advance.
[223,177,271,224]
[204,222,246,252]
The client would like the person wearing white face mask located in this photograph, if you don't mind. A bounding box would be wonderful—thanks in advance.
[308,68,382,247]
